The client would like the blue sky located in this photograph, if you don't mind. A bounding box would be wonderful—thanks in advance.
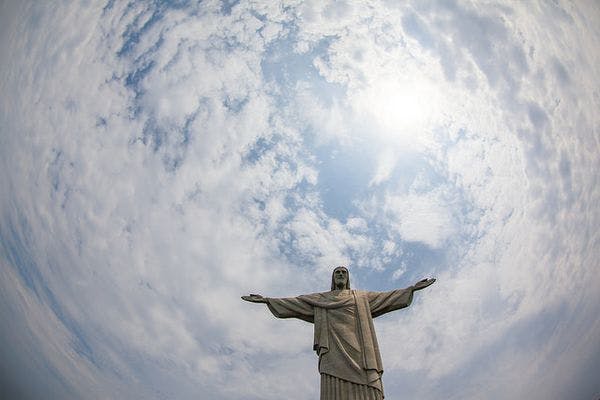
[1,1,599,399]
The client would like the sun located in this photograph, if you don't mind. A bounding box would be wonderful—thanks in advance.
[351,73,444,150]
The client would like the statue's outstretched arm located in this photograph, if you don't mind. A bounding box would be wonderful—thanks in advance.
[241,293,268,303]
[368,278,435,318]
[242,293,314,322]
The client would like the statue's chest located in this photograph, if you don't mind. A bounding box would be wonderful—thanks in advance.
[326,303,361,347]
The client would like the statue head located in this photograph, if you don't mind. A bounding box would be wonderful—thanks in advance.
[330,266,350,290]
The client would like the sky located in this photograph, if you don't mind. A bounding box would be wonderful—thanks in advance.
[0,0,599,399]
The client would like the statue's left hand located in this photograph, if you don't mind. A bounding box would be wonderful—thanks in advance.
[241,293,268,303]
[413,278,436,291]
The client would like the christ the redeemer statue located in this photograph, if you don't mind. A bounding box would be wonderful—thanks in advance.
[242,266,435,400]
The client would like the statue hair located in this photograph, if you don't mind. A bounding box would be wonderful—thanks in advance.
[330,266,351,290]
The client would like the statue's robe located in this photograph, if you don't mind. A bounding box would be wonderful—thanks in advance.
[266,288,414,400]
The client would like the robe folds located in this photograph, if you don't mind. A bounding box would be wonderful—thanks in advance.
[266,288,414,399]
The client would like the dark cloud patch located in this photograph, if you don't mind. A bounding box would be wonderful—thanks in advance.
[558,341,600,400]
[428,301,568,398]
[138,104,201,172]
[124,59,157,94]
[401,12,435,50]
[0,216,86,399]
[0,320,72,400]
[517,128,550,175]
[558,151,574,205]
[102,0,116,15]
[117,4,163,58]
[527,102,548,129]
[221,0,240,16]
[436,42,458,81]
[502,302,567,350]
[551,58,571,86]
[1,216,99,368]
[117,0,192,57]
[401,1,529,94]
[46,148,77,210]
[242,135,277,165]
[401,11,458,81]
[543,0,575,24]
[0,213,46,299]
[223,95,249,114]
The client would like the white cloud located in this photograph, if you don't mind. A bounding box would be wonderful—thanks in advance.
[383,190,456,249]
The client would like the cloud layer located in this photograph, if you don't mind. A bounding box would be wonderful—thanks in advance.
[1,1,599,399]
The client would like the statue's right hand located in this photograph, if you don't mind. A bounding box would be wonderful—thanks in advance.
[241,294,268,303]
[413,278,436,291]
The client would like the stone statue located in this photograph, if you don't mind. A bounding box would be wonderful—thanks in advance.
[242,266,435,400]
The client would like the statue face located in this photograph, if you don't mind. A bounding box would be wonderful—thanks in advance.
[333,267,348,288]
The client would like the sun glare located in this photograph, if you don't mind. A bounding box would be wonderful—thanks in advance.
[353,75,443,149]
